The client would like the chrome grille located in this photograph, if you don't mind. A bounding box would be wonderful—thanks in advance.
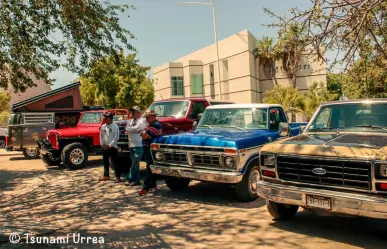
[192,154,220,166]
[277,156,371,190]
[163,152,187,163]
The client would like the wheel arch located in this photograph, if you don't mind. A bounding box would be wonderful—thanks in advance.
[240,154,260,174]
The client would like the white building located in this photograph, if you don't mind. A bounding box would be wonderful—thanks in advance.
[153,29,327,104]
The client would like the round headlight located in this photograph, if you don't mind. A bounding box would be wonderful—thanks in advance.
[154,151,162,161]
[224,156,236,168]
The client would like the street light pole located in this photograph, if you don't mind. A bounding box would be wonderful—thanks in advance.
[181,1,222,100]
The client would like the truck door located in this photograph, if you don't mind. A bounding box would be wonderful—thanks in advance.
[268,107,287,141]
[8,114,23,150]
[190,101,207,130]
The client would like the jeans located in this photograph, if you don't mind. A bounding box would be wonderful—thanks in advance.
[103,147,119,177]
[128,147,143,183]
[143,146,157,190]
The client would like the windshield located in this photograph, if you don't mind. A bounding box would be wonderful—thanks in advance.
[80,112,103,124]
[307,102,387,133]
[198,108,268,129]
[148,101,189,118]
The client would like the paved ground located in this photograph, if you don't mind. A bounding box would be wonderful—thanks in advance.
[0,150,386,249]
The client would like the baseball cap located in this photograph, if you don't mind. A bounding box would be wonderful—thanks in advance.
[103,112,114,119]
[129,106,141,113]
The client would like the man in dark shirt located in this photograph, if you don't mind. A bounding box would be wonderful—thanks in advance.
[139,110,162,196]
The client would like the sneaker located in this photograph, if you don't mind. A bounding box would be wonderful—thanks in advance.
[129,181,141,187]
[124,181,132,186]
[99,176,110,181]
[139,189,149,196]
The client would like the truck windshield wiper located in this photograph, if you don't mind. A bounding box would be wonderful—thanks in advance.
[198,125,214,130]
[222,125,247,132]
[355,125,387,130]
[308,127,335,131]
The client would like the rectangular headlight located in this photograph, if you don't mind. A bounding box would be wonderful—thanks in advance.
[263,155,276,166]
[380,164,387,177]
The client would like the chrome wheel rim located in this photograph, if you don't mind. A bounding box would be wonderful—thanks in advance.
[0,140,5,149]
[70,148,84,165]
[248,168,260,195]
[26,148,38,157]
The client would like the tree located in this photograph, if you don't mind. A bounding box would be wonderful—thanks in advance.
[0,1,135,93]
[83,52,154,110]
[255,37,281,85]
[327,72,343,99]
[263,85,302,119]
[264,0,386,71]
[0,92,11,113]
[79,77,98,106]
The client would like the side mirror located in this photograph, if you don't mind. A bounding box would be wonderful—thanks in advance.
[278,122,290,137]
[300,125,306,134]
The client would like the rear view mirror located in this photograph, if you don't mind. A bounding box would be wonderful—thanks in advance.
[278,122,290,137]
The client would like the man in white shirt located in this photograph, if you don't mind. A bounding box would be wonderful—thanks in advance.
[125,106,146,186]
[99,112,120,182]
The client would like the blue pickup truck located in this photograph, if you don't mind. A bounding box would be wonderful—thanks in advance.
[150,104,306,201]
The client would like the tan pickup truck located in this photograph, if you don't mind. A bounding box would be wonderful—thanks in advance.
[257,99,387,220]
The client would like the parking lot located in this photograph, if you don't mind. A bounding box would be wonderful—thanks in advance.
[0,150,386,249]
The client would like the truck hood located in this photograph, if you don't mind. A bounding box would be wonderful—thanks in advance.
[261,133,387,160]
[47,125,100,137]
[153,128,270,149]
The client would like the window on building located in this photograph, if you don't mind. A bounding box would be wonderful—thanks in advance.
[171,76,184,96]
[191,74,204,94]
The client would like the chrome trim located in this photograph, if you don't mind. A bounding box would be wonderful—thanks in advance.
[257,180,387,219]
[151,164,243,183]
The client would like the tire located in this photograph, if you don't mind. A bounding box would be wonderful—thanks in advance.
[165,177,191,191]
[235,164,260,202]
[0,137,5,149]
[61,143,88,170]
[22,148,40,159]
[267,200,299,220]
[41,154,62,166]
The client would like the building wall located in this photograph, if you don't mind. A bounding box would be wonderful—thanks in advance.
[152,29,327,117]
[0,73,52,112]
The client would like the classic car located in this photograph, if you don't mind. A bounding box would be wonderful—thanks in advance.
[150,104,306,201]
[257,99,387,220]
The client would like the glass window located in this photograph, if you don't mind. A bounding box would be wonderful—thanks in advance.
[190,102,206,119]
[269,108,286,130]
[148,101,189,118]
[198,108,268,130]
[171,76,184,96]
[80,112,103,124]
[307,103,387,133]
[191,74,204,94]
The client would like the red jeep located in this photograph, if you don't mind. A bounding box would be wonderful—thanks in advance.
[37,109,130,169]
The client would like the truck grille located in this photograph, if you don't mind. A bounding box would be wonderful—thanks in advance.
[192,154,220,166]
[163,152,187,163]
[277,156,371,190]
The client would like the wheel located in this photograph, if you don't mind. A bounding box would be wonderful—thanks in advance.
[41,154,62,166]
[23,147,40,159]
[165,177,191,191]
[235,164,260,202]
[267,200,299,220]
[0,137,5,149]
[61,143,88,170]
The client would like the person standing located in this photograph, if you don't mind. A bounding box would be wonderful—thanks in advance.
[126,106,146,186]
[99,112,120,182]
[139,110,162,196]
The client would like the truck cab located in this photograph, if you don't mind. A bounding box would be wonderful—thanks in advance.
[257,99,387,220]
[150,104,306,201]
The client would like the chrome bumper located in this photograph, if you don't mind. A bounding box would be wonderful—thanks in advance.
[257,181,387,219]
[151,164,243,184]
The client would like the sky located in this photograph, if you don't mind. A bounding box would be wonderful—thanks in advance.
[51,0,311,89]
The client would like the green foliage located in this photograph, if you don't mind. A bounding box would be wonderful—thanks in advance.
[327,73,343,99]
[81,52,154,110]
[0,1,135,93]
[263,85,302,117]
[0,92,11,113]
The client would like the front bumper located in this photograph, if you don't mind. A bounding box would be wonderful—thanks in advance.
[36,140,57,156]
[257,181,387,219]
[151,164,243,184]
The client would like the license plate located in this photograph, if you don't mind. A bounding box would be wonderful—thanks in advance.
[306,195,332,210]
[180,169,196,178]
